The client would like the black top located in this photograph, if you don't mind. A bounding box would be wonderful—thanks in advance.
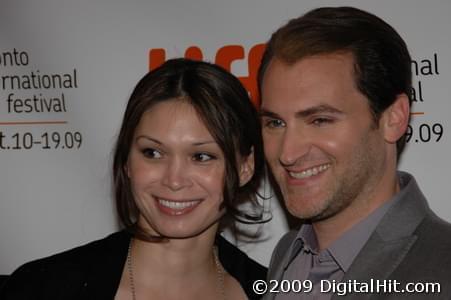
[0,231,267,299]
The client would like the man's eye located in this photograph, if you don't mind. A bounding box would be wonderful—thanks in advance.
[142,148,162,159]
[263,118,286,129]
[312,118,333,126]
[193,152,215,162]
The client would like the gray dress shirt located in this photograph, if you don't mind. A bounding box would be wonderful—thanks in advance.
[275,195,399,300]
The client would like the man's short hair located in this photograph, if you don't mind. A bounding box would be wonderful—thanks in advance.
[258,6,412,157]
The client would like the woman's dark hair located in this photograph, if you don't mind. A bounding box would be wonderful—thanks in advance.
[258,6,412,158]
[113,58,265,239]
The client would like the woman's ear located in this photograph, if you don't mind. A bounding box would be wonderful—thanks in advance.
[124,162,130,178]
[381,93,410,143]
[239,148,255,187]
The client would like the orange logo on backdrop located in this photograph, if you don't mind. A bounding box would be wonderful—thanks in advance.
[148,44,266,105]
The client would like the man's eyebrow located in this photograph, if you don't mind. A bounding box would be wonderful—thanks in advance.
[296,104,344,118]
[258,109,281,119]
[259,104,344,119]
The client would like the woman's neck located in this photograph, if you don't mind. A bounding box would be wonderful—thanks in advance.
[131,227,218,280]
[122,225,225,300]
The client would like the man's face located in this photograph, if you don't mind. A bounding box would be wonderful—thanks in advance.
[260,53,387,222]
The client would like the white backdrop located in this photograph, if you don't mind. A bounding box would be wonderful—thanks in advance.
[1,0,450,274]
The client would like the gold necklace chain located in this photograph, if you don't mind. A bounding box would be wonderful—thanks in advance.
[126,239,226,300]
[213,245,226,300]
[126,239,136,300]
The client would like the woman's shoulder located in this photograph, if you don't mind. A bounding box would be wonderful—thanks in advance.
[12,230,129,272]
[0,231,130,299]
[216,235,267,275]
[216,235,267,299]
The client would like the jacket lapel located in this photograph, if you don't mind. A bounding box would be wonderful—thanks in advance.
[264,230,299,300]
[333,172,429,300]
[334,232,417,300]
[83,231,131,299]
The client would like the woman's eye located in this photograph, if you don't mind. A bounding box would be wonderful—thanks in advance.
[193,152,215,162]
[142,148,162,159]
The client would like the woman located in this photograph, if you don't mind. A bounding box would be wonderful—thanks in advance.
[0,59,267,299]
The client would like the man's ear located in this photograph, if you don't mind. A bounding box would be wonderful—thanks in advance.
[381,93,410,143]
[239,149,255,187]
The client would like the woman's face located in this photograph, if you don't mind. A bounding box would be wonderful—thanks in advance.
[126,99,227,238]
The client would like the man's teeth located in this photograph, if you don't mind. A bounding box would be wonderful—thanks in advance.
[158,199,200,210]
[289,164,330,179]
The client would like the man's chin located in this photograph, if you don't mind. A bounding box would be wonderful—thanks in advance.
[286,204,321,220]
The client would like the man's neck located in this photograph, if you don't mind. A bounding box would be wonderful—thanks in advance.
[312,173,400,251]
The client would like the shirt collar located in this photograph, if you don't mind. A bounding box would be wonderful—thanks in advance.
[283,223,314,270]
[328,196,395,272]
[285,173,408,271]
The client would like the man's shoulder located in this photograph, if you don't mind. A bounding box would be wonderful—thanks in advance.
[415,211,451,249]
[273,229,298,256]
[395,171,451,245]
[390,213,451,290]
[267,229,298,278]
[279,229,299,246]
[376,186,451,286]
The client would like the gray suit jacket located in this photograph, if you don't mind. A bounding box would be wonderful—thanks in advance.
[265,172,451,299]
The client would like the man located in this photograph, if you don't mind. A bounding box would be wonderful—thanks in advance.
[258,6,451,300]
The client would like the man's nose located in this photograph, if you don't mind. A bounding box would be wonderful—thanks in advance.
[279,127,311,167]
